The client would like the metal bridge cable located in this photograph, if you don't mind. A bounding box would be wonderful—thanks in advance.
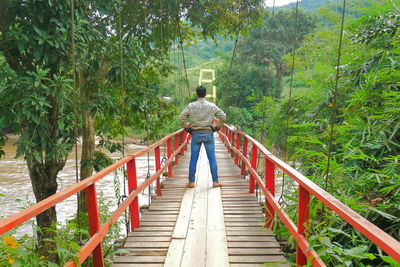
[176,17,190,97]
[279,0,299,204]
[70,0,82,242]
[254,0,277,190]
[324,0,347,191]
[118,4,130,236]
[228,30,240,75]
[119,6,125,160]
[223,22,241,107]
[160,0,164,97]
[272,0,276,20]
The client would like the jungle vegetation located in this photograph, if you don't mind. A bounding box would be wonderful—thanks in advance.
[0,0,264,263]
[214,0,400,265]
[0,0,399,265]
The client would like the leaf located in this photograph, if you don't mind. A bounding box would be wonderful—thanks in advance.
[343,246,368,259]
[369,207,397,220]
[381,256,400,266]
[327,227,351,238]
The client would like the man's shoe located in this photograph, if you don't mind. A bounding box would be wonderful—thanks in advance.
[187,182,195,188]
[213,182,223,188]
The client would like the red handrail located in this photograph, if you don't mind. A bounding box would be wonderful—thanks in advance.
[219,124,400,266]
[0,129,189,267]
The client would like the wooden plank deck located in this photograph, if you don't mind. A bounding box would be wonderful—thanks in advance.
[113,135,288,266]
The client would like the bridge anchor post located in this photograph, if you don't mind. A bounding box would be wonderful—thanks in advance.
[127,158,140,231]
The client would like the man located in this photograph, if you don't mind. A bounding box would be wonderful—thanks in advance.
[179,85,226,188]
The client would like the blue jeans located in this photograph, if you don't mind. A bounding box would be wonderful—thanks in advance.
[189,133,219,183]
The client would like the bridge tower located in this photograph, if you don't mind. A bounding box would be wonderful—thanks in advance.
[198,69,216,99]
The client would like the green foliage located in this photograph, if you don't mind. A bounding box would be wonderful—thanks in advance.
[0,195,123,266]
[216,7,315,115]
[215,0,400,264]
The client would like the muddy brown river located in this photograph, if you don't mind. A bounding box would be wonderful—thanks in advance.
[0,136,163,236]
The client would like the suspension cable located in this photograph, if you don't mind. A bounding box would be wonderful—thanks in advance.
[325,0,347,191]
[70,0,83,243]
[279,0,299,204]
[272,0,276,20]
[228,30,240,75]
[176,16,191,96]
[257,0,277,179]
[118,3,130,235]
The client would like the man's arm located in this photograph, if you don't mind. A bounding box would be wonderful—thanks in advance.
[178,107,190,129]
[215,108,226,127]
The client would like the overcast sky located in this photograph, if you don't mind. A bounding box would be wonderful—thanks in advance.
[265,0,300,7]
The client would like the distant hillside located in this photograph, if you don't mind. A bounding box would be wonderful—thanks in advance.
[170,36,234,68]
[284,0,339,10]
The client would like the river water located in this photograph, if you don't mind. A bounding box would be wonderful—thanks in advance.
[0,136,161,236]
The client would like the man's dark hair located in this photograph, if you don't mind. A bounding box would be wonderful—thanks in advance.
[196,86,207,98]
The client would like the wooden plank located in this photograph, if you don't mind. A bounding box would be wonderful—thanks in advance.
[129,231,172,237]
[228,242,281,248]
[171,185,195,238]
[139,221,176,227]
[141,211,179,215]
[111,263,163,267]
[125,236,171,242]
[134,227,174,232]
[164,239,185,267]
[223,207,261,210]
[113,256,165,263]
[227,236,277,242]
[229,255,288,263]
[230,265,291,267]
[224,215,263,219]
[226,231,272,236]
[206,186,229,267]
[225,222,265,227]
[123,242,170,248]
[117,250,167,256]
[180,146,209,267]
[228,248,283,255]
[141,217,177,222]
[224,211,262,215]
[112,264,163,267]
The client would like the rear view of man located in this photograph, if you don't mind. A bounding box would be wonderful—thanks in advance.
[179,86,226,188]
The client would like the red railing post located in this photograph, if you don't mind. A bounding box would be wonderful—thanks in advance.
[155,146,162,196]
[234,133,241,165]
[167,138,173,177]
[226,128,230,152]
[86,184,104,267]
[249,144,257,194]
[296,185,310,266]
[127,157,140,231]
[181,131,187,156]
[174,134,179,165]
[220,125,225,141]
[241,138,248,175]
[265,159,275,229]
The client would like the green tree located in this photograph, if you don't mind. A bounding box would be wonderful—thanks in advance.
[217,8,315,111]
[0,0,75,261]
[1,0,265,262]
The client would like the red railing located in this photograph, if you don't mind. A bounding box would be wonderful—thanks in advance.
[0,129,190,266]
[219,124,400,266]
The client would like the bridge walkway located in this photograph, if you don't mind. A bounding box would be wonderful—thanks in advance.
[112,136,288,266]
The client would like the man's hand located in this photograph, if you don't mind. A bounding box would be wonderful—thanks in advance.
[184,127,193,134]
[210,126,220,132]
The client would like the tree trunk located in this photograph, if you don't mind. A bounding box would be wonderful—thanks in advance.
[275,60,286,92]
[27,159,63,262]
[79,72,96,213]
[80,108,95,181]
